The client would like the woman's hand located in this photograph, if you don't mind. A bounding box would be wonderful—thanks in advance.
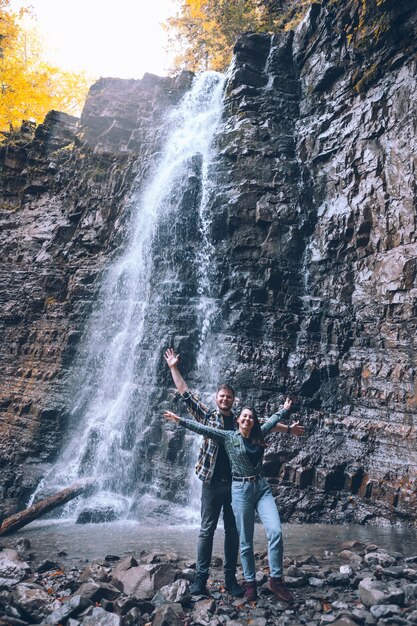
[283,397,292,411]
[164,348,180,369]
[289,421,305,436]
[163,410,181,423]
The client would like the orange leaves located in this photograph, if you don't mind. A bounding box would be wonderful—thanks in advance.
[48,569,65,577]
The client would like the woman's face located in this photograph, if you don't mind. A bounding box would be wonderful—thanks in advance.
[237,408,254,435]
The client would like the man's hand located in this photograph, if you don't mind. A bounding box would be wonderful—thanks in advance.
[163,410,181,423]
[283,397,292,411]
[163,348,188,394]
[289,421,305,436]
[164,348,180,369]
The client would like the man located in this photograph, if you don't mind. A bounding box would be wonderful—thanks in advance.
[164,347,244,597]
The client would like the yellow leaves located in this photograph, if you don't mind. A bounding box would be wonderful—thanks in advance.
[165,0,318,73]
[165,0,274,73]
[0,1,91,136]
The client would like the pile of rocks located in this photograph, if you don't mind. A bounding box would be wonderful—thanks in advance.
[0,538,416,625]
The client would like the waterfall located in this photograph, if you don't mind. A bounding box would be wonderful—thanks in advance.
[31,72,226,521]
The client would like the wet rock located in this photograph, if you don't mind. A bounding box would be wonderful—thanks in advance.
[338,551,363,568]
[179,567,195,582]
[378,566,406,579]
[152,602,184,626]
[405,569,417,582]
[76,581,121,602]
[76,506,118,524]
[111,562,177,600]
[11,582,51,620]
[326,572,350,587]
[330,619,360,626]
[79,562,110,583]
[44,594,94,624]
[351,607,373,623]
[36,559,61,573]
[358,578,405,607]
[405,557,417,565]
[403,584,417,604]
[151,578,190,607]
[0,616,30,626]
[0,550,30,587]
[112,556,138,573]
[406,609,417,622]
[123,606,145,626]
[82,606,122,625]
[369,604,401,619]
[14,540,30,552]
[286,575,308,588]
[112,594,152,616]
[364,553,396,568]
[192,597,216,622]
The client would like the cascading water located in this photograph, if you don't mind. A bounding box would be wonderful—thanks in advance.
[31,72,226,521]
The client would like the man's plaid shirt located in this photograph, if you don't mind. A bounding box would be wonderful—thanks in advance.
[181,389,236,483]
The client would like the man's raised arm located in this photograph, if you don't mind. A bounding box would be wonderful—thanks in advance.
[164,348,188,395]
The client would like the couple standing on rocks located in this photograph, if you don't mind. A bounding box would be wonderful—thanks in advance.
[163,348,305,604]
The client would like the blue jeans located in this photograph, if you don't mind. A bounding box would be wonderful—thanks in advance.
[231,478,283,582]
[197,481,239,579]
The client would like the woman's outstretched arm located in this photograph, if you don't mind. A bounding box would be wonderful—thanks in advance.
[163,411,227,443]
[261,397,293,435]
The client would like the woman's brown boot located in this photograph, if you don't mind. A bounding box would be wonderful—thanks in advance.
[269,577,294,603]
[244,580,257,601]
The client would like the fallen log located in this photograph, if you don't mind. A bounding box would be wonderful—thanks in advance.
[0,479,96,536]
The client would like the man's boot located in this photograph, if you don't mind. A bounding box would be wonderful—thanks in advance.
[190,574,209,596]
[269,577,294,603]
[224,574,244,597]
[244,580,257,601]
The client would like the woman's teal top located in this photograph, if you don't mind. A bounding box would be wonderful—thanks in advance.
[178,408,289,478]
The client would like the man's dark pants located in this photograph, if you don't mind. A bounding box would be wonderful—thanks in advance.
[196,480,239,579]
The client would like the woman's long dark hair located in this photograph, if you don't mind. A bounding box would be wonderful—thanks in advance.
[239,406,267,448]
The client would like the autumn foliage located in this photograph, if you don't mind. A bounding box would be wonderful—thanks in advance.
[165,0,314,72]
[0,0,90,136]
[165,0,275,72]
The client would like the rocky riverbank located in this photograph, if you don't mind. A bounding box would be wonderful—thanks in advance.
[1,537,417,626]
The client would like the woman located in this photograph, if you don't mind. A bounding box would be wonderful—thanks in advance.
[163,398,304,603]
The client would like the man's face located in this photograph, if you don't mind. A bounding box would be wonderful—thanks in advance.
[215,388,235,414]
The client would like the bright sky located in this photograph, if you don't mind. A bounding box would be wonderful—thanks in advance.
[11,0,179,80]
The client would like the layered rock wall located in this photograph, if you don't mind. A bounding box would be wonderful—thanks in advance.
[202,0,417,524]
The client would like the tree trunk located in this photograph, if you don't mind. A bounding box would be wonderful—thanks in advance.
[0,480,96,536]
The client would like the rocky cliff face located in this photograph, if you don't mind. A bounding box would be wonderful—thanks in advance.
[1,0,416,526]
[206,0,417,525]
